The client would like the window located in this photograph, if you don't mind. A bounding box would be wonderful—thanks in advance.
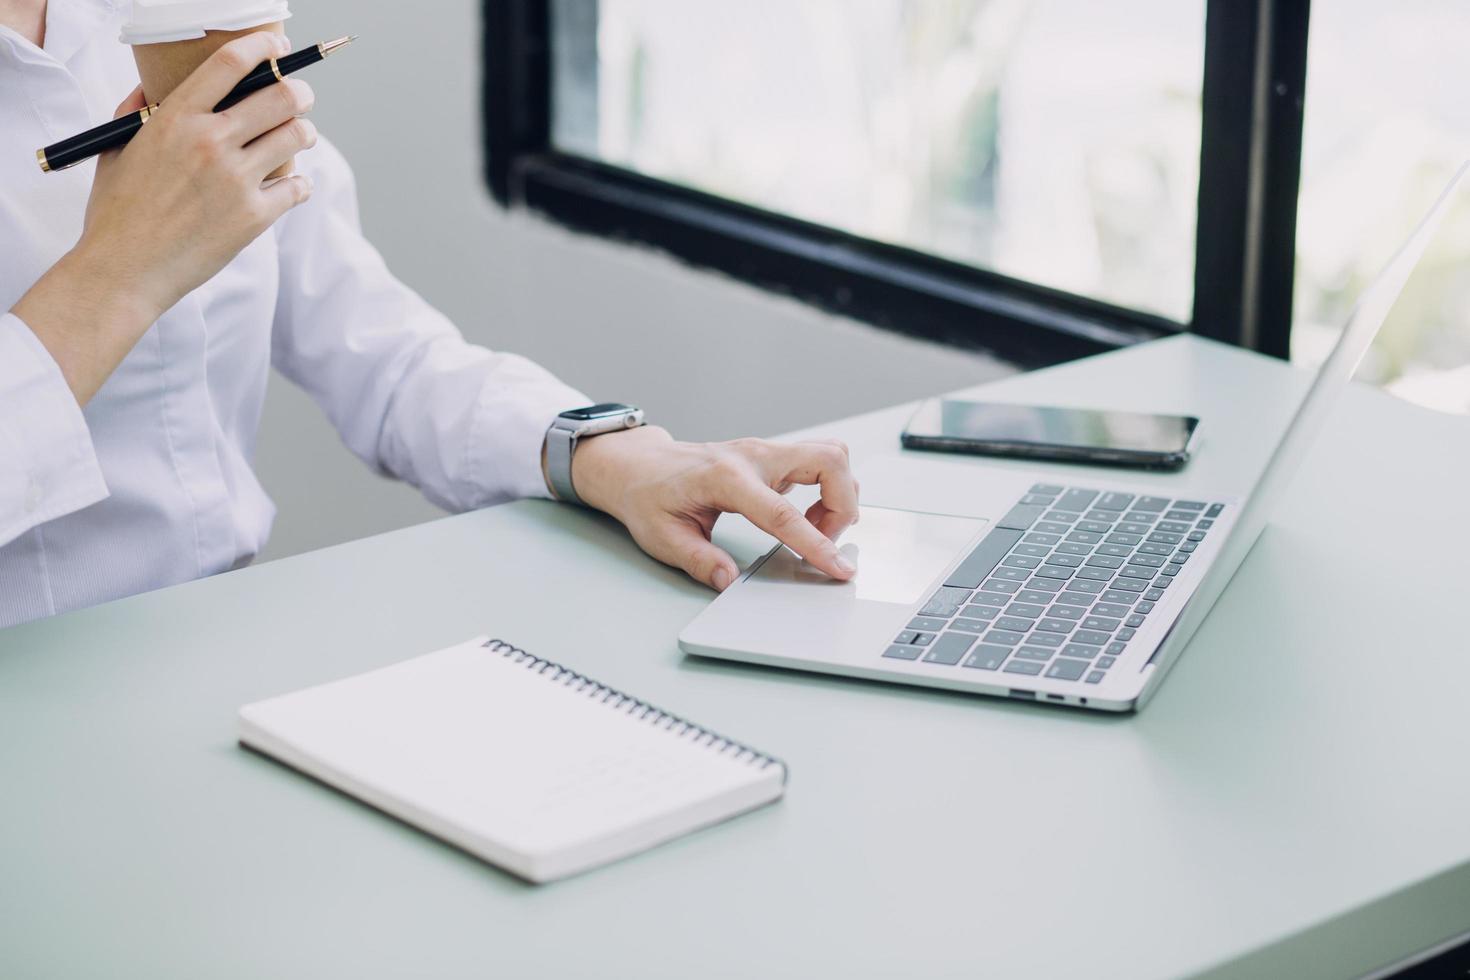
[485,1,1309,368]
[1293,0,1470,414]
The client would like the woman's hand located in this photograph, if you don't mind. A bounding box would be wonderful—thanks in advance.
[568,425,861,591]
[13,31,318,404]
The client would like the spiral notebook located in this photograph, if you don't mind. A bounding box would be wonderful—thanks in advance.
[237,636,787,883]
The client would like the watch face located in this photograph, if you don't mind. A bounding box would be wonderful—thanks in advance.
[561,403,635,421]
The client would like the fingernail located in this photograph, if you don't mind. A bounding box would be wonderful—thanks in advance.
[835,556,857,576]
[711,567,732,591]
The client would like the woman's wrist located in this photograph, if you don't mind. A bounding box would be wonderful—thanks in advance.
[12,242,166,404]
[568,424,674,517]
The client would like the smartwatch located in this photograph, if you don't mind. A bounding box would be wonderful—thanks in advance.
[545,403,645,505]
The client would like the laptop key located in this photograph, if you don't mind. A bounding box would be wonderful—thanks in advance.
[1076,520,1113,534]
[1024,532,1062,546]
[963,645,1011,670]
[1058,591,1097,609]
[923,632,976,665]
[1066,579,1107,594]
[1013,646,1053,662]
[1102,589,1139,604]
[1082,616,1121,632]
[1163,510,1198,522]
[1046,659,1090,681]
[1005,602,1047,619]
[996,504,1049,531]
[1033,565,1074,580]
[1076,567,1114,582]
[1115,522,1151,535]
[1003,660,1044,676]
[1024,576,1063,593]
[1117,627,1137,640]
[1187,530,1207,542]
[1143,588,1165,601]
[1174,500,1207,510]
[1159,565,1180,577]
[1034,618,1075,634]
[1093,603,1131,618]
[951,618,989,634]
[1021,493,1057,506]
[1118,566,1155,580]
[1197,519,1214,529]
[1027,631,1065,648]
[920,597,963,617]
[1205,503,1224,518]
[893,631,918,645]
[963,603,1003,618]
[1178,542,1197,553]
[995,617,1036,633]
[911,632,935,646]
[1110,578,1147,593]
[1030,483,1065,495]
[1014,543,1051,558]
[1045,511,1081,524]
[1046,604,1086,621]
[1147,531,1182,545]
[1156,521,1191,534]
[1106,641,1128,655]
[944,527,1027,589]
[1083,510,1118,523]
[1085,554,1124,569]
[1135,600,1155,613]
[985,630,1026,647]
[1073,630,1112,646]
[1134,496,1170,512]
[1169,553,1188,564]
[1015,590,1055,605]
[993,567,1030,582]
[1086,671,1106,684]
[1002,555,1041,570]
[883,644,923,661]
[1032,521,1071,535]
[1126,614,1146,628]
[1055,542,1092,556]
[1105,532,1142,546]
[981,578,1022,595]
[1066,530,1103,545]
[1096,492,1135,510]
[1138,542,1172,556]
[1056,488,1100,512]
[1061,644,1100,660]
[909,617,948,631]
[1044,553,1083,568]
[1123,510,1159,524]
[1097,656,1117,668]
[1129,554,1164,568]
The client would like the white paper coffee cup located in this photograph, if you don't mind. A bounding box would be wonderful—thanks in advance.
[120,0,291,45]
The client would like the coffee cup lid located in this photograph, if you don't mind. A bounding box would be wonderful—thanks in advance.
[120,0,292,45]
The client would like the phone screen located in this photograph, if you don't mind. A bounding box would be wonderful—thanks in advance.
[905,400,1198,456]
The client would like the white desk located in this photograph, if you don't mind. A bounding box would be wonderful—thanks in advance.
[2,336,1467,979]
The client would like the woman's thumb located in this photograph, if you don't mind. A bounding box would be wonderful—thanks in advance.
[113,84,147,119]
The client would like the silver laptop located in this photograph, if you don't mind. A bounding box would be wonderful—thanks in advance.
[679,163,1467,712]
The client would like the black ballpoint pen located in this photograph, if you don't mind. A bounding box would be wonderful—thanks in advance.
[37,34,357,174]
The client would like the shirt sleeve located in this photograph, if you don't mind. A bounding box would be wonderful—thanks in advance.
[268,138,589,512]
[0,313,109,547]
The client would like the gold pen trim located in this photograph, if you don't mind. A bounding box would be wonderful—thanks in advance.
[37,148,50,173]
[270,57,285,82]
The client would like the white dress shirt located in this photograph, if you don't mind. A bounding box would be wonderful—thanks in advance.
[0,0,587,628]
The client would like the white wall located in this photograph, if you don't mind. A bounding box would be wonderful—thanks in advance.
[254,0,1011,560]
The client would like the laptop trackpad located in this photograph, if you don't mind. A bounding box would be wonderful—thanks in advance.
[749,506,986,606]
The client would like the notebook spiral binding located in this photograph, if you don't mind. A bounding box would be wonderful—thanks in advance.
[483,638,786,779]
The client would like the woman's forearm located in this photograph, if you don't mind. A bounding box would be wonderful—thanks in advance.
[11,244,162,405]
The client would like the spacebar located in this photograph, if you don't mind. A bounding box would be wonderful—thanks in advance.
[944,527,1025,589]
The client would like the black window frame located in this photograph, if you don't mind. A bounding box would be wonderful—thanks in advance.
[484,0,1310,369]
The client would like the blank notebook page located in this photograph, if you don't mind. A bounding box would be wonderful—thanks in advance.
[238,637,786,882]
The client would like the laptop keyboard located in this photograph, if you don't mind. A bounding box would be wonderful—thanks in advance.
[883,485,1226,685]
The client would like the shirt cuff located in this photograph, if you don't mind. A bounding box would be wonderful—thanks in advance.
[0,313,109,546]
[464,354,589,504]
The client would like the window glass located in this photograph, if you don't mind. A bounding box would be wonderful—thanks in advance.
[552,0,1205,322]
[1293,0,1470,414]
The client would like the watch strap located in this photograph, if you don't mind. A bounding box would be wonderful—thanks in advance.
[545,421,580,505]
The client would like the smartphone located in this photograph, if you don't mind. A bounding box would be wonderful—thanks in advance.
[900,399,1200,470]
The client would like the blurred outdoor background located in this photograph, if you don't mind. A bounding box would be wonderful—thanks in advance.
[553,0,1470,413]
